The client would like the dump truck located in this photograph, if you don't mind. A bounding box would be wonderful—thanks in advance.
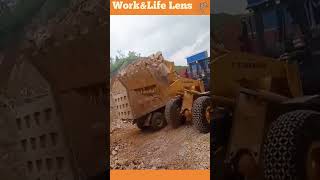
[111,52,204,131]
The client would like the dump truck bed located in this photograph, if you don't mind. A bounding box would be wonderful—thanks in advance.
[112,53,176,120]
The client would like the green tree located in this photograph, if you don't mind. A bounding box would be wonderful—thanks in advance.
[110,50,140,77]
[110,57,115,65]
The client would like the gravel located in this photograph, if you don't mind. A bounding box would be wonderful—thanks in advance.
[110,106,210,170]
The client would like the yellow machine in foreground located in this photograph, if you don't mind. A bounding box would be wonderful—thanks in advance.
[111,52,204,130]
[164,73,207,130]
[192,46,320,179]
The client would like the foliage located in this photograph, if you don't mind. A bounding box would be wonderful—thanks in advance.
[110,51,141,77]
[175,65,187,73]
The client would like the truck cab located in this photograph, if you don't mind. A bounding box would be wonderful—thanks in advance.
[186,51,210,91]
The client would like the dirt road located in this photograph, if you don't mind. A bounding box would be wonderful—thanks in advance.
[110,107,210,170]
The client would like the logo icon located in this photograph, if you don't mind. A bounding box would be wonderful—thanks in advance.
[199,2,208,14]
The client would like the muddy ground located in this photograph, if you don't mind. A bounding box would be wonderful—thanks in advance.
[110,102,210,170]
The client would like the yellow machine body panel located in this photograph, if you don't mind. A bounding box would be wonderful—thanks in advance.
[210,46,305,179]
[211,50,303,100]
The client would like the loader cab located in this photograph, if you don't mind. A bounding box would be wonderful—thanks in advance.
[242,0,320,94]
[243,0,320,55]
[241,0,298,57]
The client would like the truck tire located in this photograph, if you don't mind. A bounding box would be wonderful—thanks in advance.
[150,112,166,131]
[165,97,184,128]
[263,110,320,180]
[192,96,212,133]
[136,117,147,130]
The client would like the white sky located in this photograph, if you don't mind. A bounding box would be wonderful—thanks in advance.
[110,15,210,66]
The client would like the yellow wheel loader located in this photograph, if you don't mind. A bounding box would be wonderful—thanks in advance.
[211,2,320,178]
[164,75,206,130]
[191,45,320,180]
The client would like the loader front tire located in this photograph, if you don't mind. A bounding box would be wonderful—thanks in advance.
[165,97,185,128]
[263,110,320,180]
[192,96,212,133]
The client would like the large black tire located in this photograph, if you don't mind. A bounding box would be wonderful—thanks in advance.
[165,97,184,128]
[150,112,166,131]
[263,110,320,180]
[192,96,212,133]
[136,117,147,130]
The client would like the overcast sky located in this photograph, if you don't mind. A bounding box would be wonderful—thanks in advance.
[110,15,210,66]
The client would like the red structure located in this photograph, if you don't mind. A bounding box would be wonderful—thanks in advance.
[178,68,188,78]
